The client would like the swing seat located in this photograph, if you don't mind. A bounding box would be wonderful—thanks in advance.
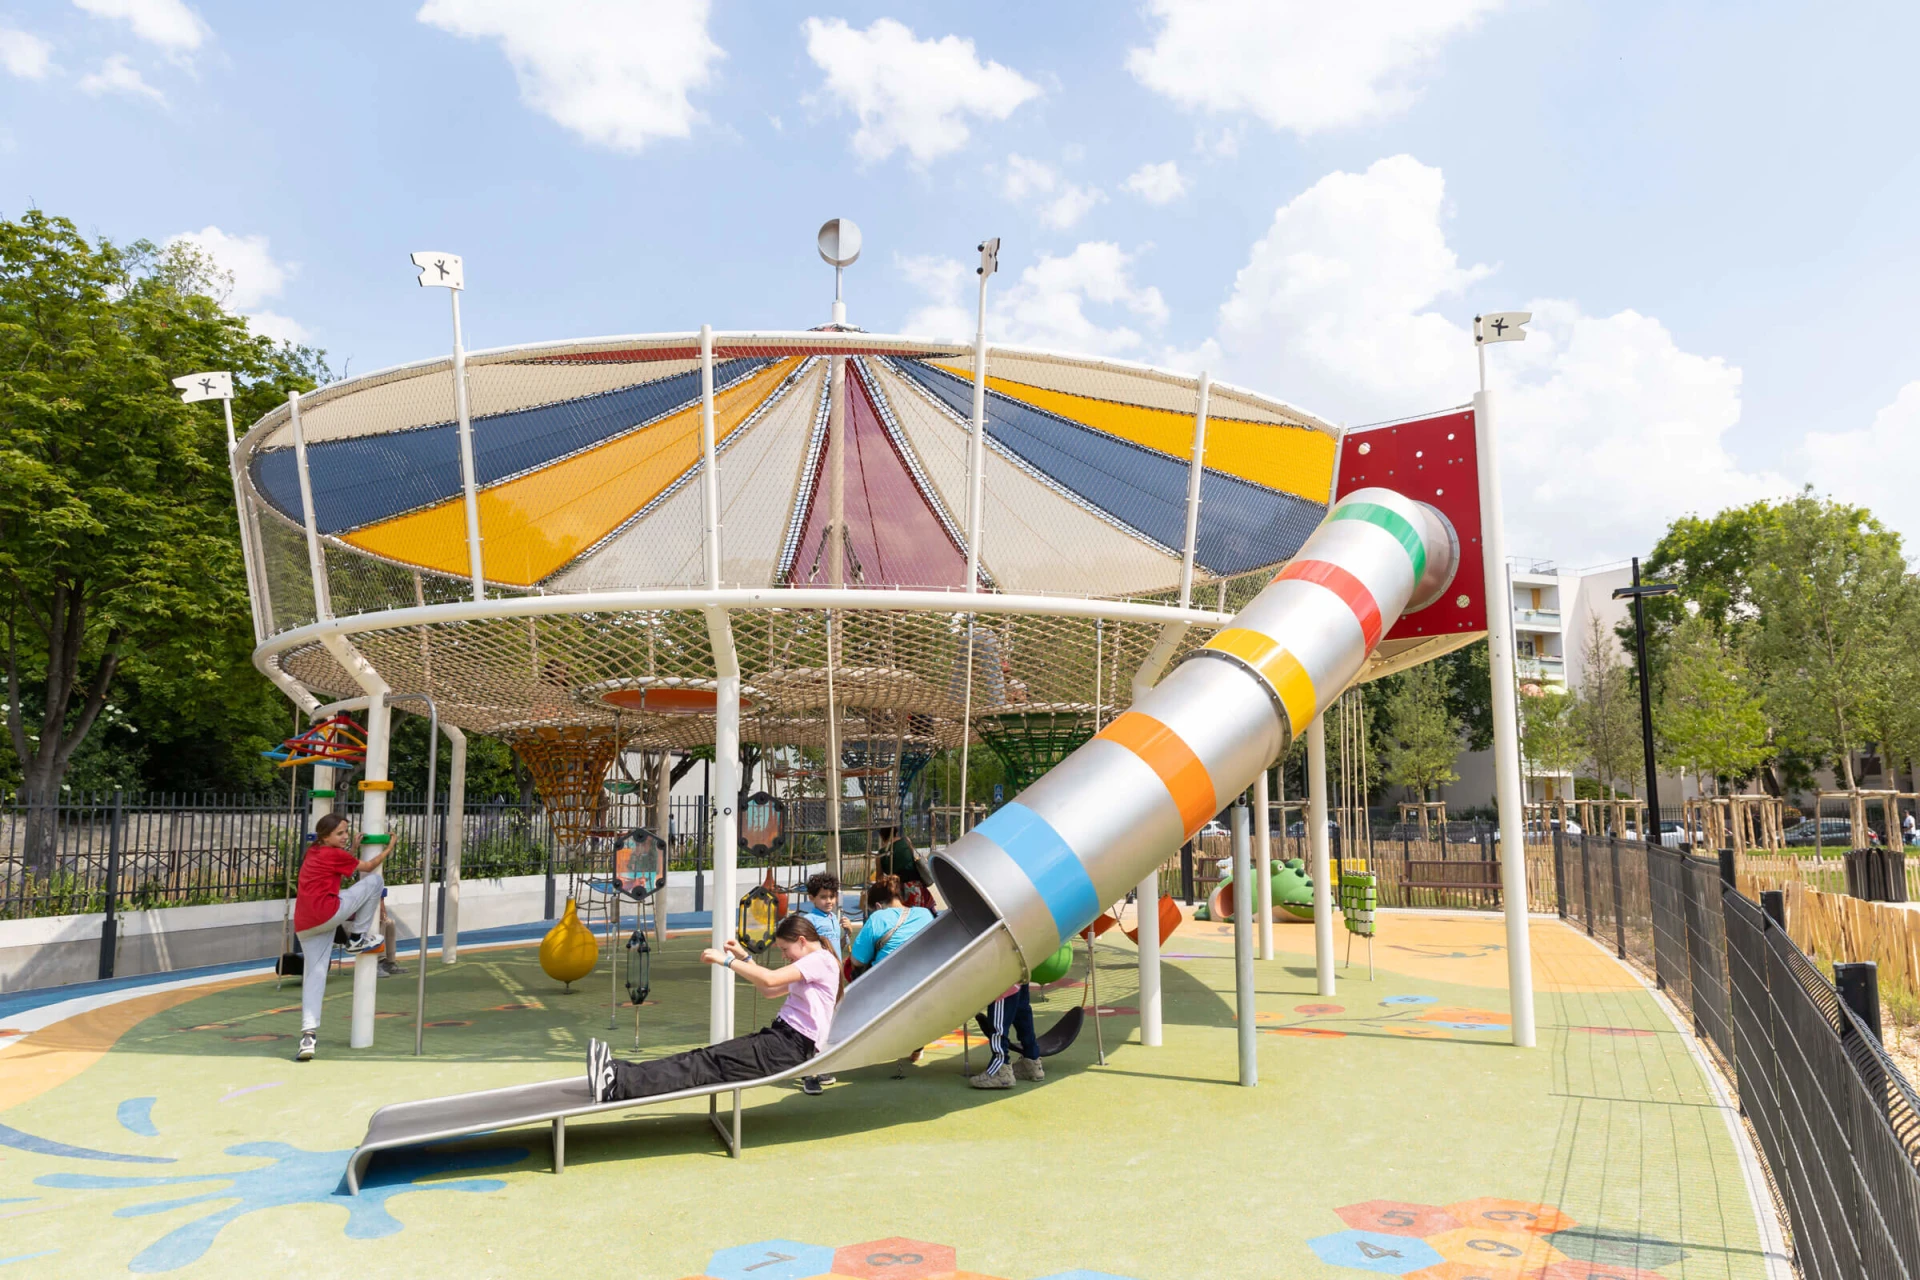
[1123,895,1183,946]
[972,1005,1086,1059]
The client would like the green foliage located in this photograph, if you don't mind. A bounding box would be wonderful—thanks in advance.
[0,208,326,833]
[1518,687,1579,787]
[1655,612,1770,789]
[1376,660,1460,800]
[1572,612,1640,797]
[1748,490,1908,788]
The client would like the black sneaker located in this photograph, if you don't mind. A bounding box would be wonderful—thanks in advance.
[588,1038,614,1104]
[378,958,402,977]
[801,1076,823,1095]
[296,1030,316,1062]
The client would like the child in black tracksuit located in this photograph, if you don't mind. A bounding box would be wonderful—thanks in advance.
[971,980,1042,1088]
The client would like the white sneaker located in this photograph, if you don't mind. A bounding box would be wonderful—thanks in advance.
[346,932,384,954]
[588,1038,614,1104]
[296,1030,316,1062]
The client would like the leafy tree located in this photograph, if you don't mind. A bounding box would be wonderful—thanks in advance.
[1632,500,1781,649]
[1573,612,1640,797]
[1748,490,1907,788]
[1655,612,1771,792]
[1377,660,1461,801]
[0,210,323,867]
[1518,687,1579,800]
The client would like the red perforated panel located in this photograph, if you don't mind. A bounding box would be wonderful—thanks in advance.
[1334,408,1488,640]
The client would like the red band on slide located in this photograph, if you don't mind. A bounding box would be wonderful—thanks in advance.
[1275,559,1383,649]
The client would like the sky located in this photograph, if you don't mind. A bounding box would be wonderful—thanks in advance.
[5,0,1920,568]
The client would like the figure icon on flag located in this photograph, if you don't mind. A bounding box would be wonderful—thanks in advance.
[410,251,464,290]
[172,371,233,403]
[1474,312,1531,345]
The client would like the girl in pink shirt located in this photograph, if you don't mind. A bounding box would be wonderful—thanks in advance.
[589,914,837,1101]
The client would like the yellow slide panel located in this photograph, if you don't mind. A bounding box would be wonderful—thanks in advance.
[346,358,799,585]
[930,361,1336,502]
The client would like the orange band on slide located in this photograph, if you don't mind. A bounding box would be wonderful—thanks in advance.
[1096,711,1217,837]
[1203,628,1318,734]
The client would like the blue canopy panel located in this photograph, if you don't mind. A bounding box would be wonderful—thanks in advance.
[251,358,770,535]
[890,360,1326,577]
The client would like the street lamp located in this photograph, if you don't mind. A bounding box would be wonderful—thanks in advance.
[1612,558,1679,841]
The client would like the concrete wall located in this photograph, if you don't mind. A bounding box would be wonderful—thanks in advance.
[0,870,726,995]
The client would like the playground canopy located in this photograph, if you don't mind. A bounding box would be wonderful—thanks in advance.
[238,330,1479,757]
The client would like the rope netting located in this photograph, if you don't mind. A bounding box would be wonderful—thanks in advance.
[509,726,624,845]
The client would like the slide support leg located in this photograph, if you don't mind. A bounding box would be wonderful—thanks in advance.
[1233,799,1257,1086]
[1136,870,1161,1047]
[1308,714,1335,998]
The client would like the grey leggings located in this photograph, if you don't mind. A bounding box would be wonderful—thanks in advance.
[296,872,383,1032]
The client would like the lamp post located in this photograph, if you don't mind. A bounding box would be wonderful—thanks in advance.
[1612,560,1678,841]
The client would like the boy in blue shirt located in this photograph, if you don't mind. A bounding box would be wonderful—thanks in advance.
[796,872,842,1096]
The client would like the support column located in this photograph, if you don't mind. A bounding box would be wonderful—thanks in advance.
[1255,766,1274,961]
[1136,868,1161,1046]
[1308,714,1335,998]
[351,694,392,1049]
[706,609,741,1043]
[1232,799,1256,1086]
[1475,387,1538,1049]
[656,750,672,943]
[441,727,466,963]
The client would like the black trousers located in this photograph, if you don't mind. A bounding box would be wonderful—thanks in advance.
[986,983,1038,1074]
[610,1020,816,1100]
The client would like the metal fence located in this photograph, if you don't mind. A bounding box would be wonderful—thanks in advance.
[1559,829,1920,1277]
[1726,890,1920,1278]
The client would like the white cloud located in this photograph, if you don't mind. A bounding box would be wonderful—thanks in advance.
[78,54,164,103]
[72,0,206,52]
[1000,154,1106,230]
[1128,0,1499,135]
[417,0,722,152]
[1124,160,1187,205]
[1199,154,1785,561]
[0,28,52,78]
[803,17,1040,166]
[902,242,1168,357]
[1803,382,1920,551]
[168,226,310,343]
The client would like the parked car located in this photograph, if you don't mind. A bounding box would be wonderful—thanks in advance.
[1492,817,1581,843]
[1782,818,1881,848]
[1285,819,1339,838]
[1657,820,1701,849]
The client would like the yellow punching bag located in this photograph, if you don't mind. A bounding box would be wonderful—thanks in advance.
[540,898,598,990]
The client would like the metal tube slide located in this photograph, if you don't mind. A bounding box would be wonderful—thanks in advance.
[931,487,1458,971]
[343,487,1455,1188]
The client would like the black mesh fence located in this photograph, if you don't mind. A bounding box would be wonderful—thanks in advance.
[1726,889,1920,1279]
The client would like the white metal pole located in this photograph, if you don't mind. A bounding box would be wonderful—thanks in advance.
[1475,381,1538,1049]
[450,289,485,602]
[966,265,990,592]
[221,397,267,643]
[698,325,721,590]
[1308,713,1335,997]
[826,354,845,875]
[288,392,332,621]
[655,751,672,944]
[1254,766,1274,960]
[1135,864,1161,1047]
[441,726,465,963]
[1232,799,1256,1085]
[1178,372,1211,608]
[351,694,393,1049]
[706,608,740,1042]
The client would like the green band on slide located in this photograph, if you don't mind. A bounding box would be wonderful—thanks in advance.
[310,789,336,798]
[1331,501,1426,582]
[359,833,391,845]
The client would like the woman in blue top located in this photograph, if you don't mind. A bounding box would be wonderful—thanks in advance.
[849,875,933,975]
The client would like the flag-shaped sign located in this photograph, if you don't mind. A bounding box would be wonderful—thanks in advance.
[410,251,464,290]
[172,371,233,402]
[1474,312,1531,345]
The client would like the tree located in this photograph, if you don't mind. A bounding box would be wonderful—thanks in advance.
[1518,687,1579,800]
[1656,612,1770,791]
[1377,660,1461,801]
[0,211,323,869]
[1573,613,1640,797]
[1748,490,1907,788]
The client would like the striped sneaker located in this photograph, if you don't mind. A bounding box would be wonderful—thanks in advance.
[296,1030,316,1062]
[587,1038,614,1104]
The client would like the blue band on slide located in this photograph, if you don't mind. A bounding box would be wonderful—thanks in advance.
[973,802,1101,942]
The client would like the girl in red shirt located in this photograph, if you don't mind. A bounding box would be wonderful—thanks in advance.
[293,813,389,1061]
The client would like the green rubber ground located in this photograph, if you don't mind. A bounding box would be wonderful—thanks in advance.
[0,914,1775,1279]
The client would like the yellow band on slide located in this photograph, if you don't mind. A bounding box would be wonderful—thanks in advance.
[357,780,394,792]
[1203,628,1318,735]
